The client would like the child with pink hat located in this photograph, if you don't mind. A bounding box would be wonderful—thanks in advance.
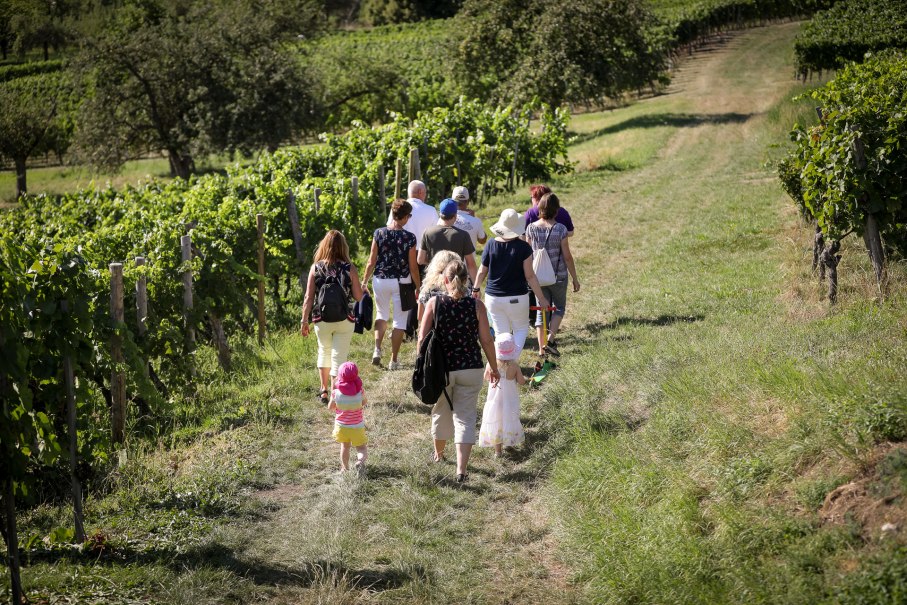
[478,332,526,457]
[328,362,368,476]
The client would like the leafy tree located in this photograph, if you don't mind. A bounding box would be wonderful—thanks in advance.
[358,0,461,25]
[71,0,323,179]
[454,0,668,108]
[7,0,76,60]
[0,72,73,198]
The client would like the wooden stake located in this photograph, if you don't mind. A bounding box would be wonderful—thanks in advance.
[351,176,358,208]
[110,262,126,444]
[409,147,420,182]
[395,159,402,200]
[181,235,195,355]
[256,213,266,345]
[286,191,306,293]
[314,188,321,213]
[61,300,85,543]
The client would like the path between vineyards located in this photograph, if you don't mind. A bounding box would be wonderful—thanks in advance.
[205,22,802,603]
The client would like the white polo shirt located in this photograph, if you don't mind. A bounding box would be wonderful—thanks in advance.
[454,212,487,249]
[389,198,438,251]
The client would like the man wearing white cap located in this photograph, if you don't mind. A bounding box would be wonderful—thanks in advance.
[451,186,487,249]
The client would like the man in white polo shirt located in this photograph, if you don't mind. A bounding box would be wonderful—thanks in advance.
[389,180,438,255]
[451,186,487,249]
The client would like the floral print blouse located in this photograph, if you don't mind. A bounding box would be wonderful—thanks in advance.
[373,227,416,279]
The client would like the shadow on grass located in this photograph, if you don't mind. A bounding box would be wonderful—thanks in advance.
[568,112,753,146]
[583,314,705,335]
[23,542,425,592]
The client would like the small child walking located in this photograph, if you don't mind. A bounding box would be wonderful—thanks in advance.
[479,333,526,456]
[328,362,368,476]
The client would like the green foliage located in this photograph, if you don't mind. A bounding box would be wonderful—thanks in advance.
[794,0,907,72]
[71,0,323,178]
[358,0,461,25]
[780,51,907,253]
[0,57,61,82]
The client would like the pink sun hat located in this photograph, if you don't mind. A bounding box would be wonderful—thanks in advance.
[495,333,517,360]
[335,362,362,396]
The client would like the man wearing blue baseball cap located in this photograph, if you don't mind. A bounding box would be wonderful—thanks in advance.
[418,198,477,285]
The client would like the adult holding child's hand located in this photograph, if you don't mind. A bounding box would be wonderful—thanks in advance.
[473,208,549,361]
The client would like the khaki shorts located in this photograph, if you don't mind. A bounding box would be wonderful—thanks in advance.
[431,368,484,444]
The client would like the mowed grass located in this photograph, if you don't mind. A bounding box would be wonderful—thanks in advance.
[4,22,907,605]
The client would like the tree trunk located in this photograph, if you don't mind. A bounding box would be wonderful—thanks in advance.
[208,314,231,371]
[2,476,25,605]
[43,41,49,61]
[14,156,27,199]
[820,241,841,304]
[812,225,824,273]
[168,151,193,180]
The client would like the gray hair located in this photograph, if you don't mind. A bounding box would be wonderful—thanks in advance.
[408,180,426,199]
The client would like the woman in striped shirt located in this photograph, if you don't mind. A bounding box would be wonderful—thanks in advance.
[328,362,368,476]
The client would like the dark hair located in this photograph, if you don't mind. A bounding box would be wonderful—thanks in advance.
[529,184,551,203]
[392,198,412,221]
[538,192,560,220]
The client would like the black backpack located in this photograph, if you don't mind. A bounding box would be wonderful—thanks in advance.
[314,263,350,323]
[412,295,453,409]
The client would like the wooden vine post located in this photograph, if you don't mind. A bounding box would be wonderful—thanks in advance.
[60,300,85,543]
[314,187,321,213]
[409,147,421,182]
[351,176,359,210]
[286,191,306,293]
[378,165,387,217]
[109,263,126,444]
[256,213,266,345]
[394,158,402,200]
[851,128,886,294]
[181,234,195,371]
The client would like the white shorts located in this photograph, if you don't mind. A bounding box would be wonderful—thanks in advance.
[372,276,411,331]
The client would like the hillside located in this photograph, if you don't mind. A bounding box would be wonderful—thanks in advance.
[3,21,907,605]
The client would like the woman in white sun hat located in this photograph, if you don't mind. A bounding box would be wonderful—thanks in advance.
[473,208,549,360]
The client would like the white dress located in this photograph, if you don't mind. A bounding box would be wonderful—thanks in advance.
[478,375,524,447]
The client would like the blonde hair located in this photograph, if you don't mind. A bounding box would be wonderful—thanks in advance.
[442,260,469,299]
[420,250,460,300]
[313,230,350,265]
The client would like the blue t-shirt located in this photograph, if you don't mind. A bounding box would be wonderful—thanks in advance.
[481,238,533,297]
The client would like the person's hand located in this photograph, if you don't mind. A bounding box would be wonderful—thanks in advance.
[360,280,369,294]
[573,278,581,293]
[471,287,481,299]
[300,320,310,337]
[537,297,549,310]
[489,367,500,386]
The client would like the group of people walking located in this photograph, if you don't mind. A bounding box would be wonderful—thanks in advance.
[299,180,580,482]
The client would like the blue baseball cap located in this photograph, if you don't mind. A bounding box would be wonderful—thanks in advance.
[439,198,458,218]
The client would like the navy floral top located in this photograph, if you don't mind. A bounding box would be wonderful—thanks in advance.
[434,294,483,371]
[373,227,417,279]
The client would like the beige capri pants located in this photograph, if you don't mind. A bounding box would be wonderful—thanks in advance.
[431,368,485,444]
[314,319,355,376]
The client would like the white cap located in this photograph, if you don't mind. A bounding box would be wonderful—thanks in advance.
[452,186,469,203]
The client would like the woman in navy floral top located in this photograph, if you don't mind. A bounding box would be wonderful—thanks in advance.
[418,259,498,484]
[361,199,421,370]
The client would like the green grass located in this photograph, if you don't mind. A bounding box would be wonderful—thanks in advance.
[4,21,907,605]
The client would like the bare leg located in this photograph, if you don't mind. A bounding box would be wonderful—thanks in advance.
[535,325,545,355]
[548,314,564,342]
[355,445,368,468]
[319,367,331,393]
[374,319,387,351]
[433,439,446,462]
[455,443,473,476]
[339,442,351,471]
[494,443,503,457]
[390,328,405,362]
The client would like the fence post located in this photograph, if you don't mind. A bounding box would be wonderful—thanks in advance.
[257,213,266,345]
[395,159,402,200]
[60,300,86,543]
[181,234,195,361]
[409,147,420,182]
[351,176,359,208]
[286,191,306,294]
[314,188,321,213]
[110,262,126,444]
[379,165,387,220]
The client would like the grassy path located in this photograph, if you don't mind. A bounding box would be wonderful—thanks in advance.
[9,21,907,604]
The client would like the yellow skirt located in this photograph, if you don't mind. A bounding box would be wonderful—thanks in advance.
[333,424,367,446]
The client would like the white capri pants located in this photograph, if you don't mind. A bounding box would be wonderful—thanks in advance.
[372,276,411,330]
[431,368,485,444]
[314,319,355,376]
[485,293,530,359]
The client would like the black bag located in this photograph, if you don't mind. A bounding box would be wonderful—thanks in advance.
[314,263,350,323]
[399,281,417,312]
[411,296,452,409]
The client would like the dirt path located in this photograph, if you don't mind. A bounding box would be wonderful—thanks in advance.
[210,23,804,605]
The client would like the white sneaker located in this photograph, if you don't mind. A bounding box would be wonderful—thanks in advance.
[388,360,400,371]
[372,347,381,366]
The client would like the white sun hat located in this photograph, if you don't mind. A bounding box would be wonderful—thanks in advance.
[490,208,525,239]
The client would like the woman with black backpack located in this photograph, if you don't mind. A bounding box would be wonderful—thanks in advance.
[301,230,364,404]
[418,259,498,483]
